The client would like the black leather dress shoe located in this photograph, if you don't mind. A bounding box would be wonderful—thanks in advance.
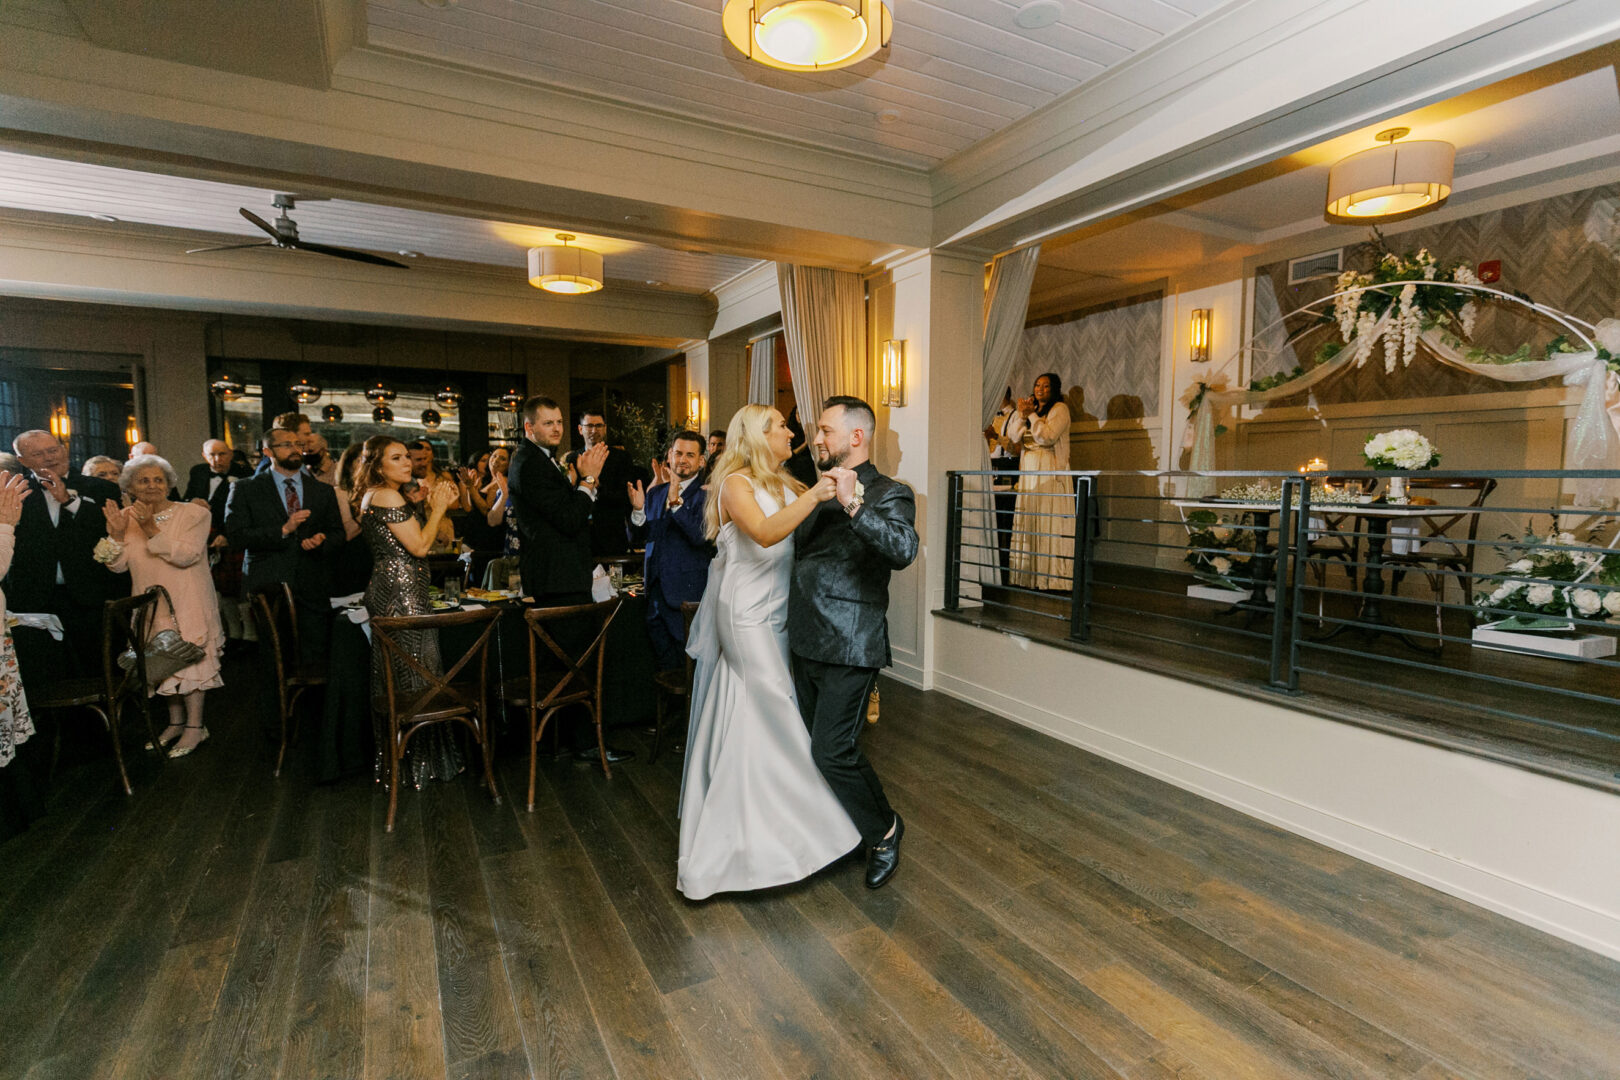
[575,746,636,765]
[864,813,904,889]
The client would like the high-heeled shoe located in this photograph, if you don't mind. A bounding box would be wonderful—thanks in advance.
[145,729,183,752]
[169,726,210,758]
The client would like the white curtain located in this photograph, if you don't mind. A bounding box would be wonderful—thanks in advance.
[982,245,1042,428]
[777,263,867,419]
[747,335,776,406]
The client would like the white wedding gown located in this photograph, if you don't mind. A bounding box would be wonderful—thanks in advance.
[677,481,861,900]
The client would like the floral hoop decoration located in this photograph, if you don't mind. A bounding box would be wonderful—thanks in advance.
[1362,429,1440,470]
[1333,248,1481,375]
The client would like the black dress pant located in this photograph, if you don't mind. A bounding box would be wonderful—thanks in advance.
[991,460,1019,587]
[791,654,892,846]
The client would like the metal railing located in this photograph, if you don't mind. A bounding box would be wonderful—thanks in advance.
[942,468,1620,781]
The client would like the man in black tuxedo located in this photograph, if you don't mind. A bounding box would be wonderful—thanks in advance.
[627,430,712,672]
[185,439,252,649]
[507,395,633,765]
[225,428,345,669]
[567,410,641,558]
[787,397,919,889]
[5,430,126,680]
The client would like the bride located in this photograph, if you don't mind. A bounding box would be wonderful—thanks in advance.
[677,404,862,899]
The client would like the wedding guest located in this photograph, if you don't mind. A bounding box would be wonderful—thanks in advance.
[332,443,366,542]
[6,430,125,678]
[331,441,373,597]
[101,455,223,756]
[567,410,639,557]
[183,439,250,650]
[462,450,494,516]
[356,436,463,787]
[628,431,712,671]
[783,406,817,488]
[226,428,345,663]
[81,456,123,484]
[128,441,159,460]
[482,447,521,559]
[0,472,41,836]
[508,395,633,765]
[253,412,313,474]
[405,440,458,549]
[1007,372,1074,591]
[984,386,1020,586]
[0,454,22,477]
[707,429,726,462]
[305,432,337,485]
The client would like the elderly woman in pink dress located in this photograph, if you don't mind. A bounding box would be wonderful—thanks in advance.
[101,454,224,756]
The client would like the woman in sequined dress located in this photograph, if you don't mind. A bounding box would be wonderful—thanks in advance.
[354,435,463,787]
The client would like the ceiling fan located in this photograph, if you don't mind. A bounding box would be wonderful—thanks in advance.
[186,194,410,269]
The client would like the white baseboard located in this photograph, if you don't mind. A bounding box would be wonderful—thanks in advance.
[930,623,1620,962]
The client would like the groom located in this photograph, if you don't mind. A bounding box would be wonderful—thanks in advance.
[788,396,919,888]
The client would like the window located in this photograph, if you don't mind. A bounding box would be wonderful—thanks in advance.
[0,380,18,450]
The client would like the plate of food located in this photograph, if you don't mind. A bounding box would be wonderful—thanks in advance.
[430,599,460,612]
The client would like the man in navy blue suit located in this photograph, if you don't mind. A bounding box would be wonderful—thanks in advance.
[628,430,713,672]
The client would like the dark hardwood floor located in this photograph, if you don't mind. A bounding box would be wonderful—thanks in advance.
[3,668,1617,1079]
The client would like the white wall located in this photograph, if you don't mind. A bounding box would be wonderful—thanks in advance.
[931,618,1620,961]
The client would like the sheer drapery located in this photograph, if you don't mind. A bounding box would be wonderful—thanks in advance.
[982,245,1041,429]
[777,263,867,418]
[747,335,776,407]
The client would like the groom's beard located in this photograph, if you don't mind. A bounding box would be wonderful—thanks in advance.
[816,447,848,471]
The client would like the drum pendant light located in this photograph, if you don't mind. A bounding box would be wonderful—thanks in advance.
[1326,128,1454,221]
[723,0,892,71]
[528,234,603,295]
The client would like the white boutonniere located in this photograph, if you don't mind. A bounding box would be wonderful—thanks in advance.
[853,480,866,500]
[66,489,78,500]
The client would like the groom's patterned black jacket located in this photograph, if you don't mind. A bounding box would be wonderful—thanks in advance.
[788,460,919,669]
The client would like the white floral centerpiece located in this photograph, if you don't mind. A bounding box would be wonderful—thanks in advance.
[1362,429,1439,503]
[1183,510,1256,591]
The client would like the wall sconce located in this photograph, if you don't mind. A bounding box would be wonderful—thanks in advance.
[1189,309,1212,363]
[49,405,71,441]
[880,339,907,407]
[687,390,703,429]
[125,417,142,446]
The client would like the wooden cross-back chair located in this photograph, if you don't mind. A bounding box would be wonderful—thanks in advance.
[370,606,504,832]
[512,597,621,810]
[1386,477,1498,641]
[650,601,701,763]
[1304,476,1377,622]
[34,588,165,795]
[250,582,327,777]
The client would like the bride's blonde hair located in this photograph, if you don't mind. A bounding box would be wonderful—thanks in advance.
[703,403,806,540]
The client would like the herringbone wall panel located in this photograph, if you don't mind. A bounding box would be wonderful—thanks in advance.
[1014,292,1162,419]
[1251,182,1620,405]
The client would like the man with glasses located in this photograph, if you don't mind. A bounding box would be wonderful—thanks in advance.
[227,428,346,739]
[566,410,640,557]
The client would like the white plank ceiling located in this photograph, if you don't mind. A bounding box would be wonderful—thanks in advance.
[0,150,762,293]
[364,0,1229,167]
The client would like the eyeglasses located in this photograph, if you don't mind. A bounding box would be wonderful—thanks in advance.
[269,441,298,450]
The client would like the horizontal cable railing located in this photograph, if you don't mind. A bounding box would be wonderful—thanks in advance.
[942,468,1620,780]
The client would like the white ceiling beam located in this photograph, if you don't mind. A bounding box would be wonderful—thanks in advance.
[932,0,1620,256]
[0,214,715,346]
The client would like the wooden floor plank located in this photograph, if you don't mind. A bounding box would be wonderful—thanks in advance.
[362,793,447,1080]
[277,778,374,1080]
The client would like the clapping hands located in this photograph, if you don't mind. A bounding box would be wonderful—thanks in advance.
[0,472,32,527]
[428,479,458,512]
[628,478,645,511]
[102,498,129,540]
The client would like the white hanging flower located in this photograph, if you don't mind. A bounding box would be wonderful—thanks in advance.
[1458,301,1477,339]
[1526,584,1557,608]
[1210,556,1232,575]
[1352,310,1379,367]
[1603,590,1620,617]
[1571,588,1603,616]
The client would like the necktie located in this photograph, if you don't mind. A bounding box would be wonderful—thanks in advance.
[284,478,300,515]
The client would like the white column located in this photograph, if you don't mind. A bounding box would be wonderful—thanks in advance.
[869,251,985,689]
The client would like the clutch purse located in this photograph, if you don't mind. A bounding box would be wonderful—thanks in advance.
[118,587,206,688]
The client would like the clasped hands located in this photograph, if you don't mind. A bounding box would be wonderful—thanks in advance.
[811,467,860,509]
[102,498,162,541]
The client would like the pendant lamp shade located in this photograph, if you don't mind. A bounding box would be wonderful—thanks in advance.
[1327,130,1454,220]
[499,388,525,413]
[722,0,892,71]
[321,404,343,423]
[435,386,462,409]
[421,408,442,431]
[372,405,394,425]
[365,381,396,406]
[287,376,322,405]
[528,234,603,295]
[210,374,245,401]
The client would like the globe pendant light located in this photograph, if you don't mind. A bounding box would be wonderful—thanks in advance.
[210,373,245,401]
[499,387,524,413]
[321,404,344,423]
[435,385,462,408]
[364,381,396,406]
[1326,128,1454,221]
[421,408,442,432]
[372,405,394,425]
[288,376,322,405]
[528,234,603,295]
[722,0,892,72]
